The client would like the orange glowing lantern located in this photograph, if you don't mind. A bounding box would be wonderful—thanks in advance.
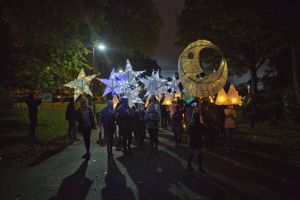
[145,95,155,108]
[175,91,181,98]
[112,94,119,108]
[162,95,172,105]
[227,84,242,105]
[215,88,229,105]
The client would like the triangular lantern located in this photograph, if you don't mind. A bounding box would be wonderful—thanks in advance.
[215,88,229,105]
[227,84,243,105]
[162,95,172,105]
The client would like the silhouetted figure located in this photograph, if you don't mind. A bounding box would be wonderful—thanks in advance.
[26,93,41,138]
[187,112,205,172]
[201,99,218,150]
[172,104,183,145]
[51,160,93,200]
[100,100,116,163]
[116,98,132,154]
[76,97,96,160]
[136,104,146,144]
[65,98,79,140]
[160,94,168,129]
[145,103,160,153]
[130,106,139,144]
[224,105,237,151]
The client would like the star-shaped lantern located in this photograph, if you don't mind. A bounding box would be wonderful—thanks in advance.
[140,71,167,97]
[117,60,144,89]
[97,68,124,96]
[64,68,96,100]
[167,75,181,93]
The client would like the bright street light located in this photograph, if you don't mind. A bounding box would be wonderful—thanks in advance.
[97,44,106,50]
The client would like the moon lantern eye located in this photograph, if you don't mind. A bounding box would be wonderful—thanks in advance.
[187,52,194,59]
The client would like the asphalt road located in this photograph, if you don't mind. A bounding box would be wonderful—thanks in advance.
[0,129,297,200]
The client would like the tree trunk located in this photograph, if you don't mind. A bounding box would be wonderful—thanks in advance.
[291,44,300,114]
[249,66,258,101]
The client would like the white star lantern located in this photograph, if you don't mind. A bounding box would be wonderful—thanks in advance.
[167,75,181,93]
[97,68,123,96]
[64,68,96,100]
[140,71,167,97]
[117,60,144,89]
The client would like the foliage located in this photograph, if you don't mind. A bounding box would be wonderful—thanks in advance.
[101,0,162,57]
[1,0,162,90]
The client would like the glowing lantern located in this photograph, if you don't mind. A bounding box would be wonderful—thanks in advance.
[175,91,181,98]
[162,95,172,105]
[145,95,151,108]
[112,94,120,108]
[209,96,214,103]
[227,84,243,105]
[215,88,229,105]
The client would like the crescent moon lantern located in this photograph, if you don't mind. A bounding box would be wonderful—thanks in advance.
[178,40,228,97]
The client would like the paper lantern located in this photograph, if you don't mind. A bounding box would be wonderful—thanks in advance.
[112,94,119,108]
[227,84,243,105]
[175,91,181,98]
[178,40,228,97]
[162,95,172,105]
[64,68,96,100]
[145,95,151,108]
[215,88,229,105]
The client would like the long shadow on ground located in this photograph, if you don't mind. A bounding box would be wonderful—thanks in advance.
[101,163,135,200]
[117,147,236,200]
[49,160,93,200]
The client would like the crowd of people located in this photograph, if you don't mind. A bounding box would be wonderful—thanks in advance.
[26,93,238,171]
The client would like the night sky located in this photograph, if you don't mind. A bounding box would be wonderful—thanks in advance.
[153,0,185,72]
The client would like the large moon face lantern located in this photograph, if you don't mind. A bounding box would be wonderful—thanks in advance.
[178,40,228,97]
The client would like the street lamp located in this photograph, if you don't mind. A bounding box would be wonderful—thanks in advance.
[93,43,106,74]
[92,43,106,115]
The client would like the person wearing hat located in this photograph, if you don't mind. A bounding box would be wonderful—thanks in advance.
[76,97,96,160]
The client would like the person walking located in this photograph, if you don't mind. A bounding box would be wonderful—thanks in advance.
[144,103,160,153]
[201,98,218,150]
[224,105,237,151]
[160,94,168,130]
[76,97,96,160]
[26,93,41,138]
[100,100,116,163]
[137,104,146,145]
[187,112,206,172]
[65,98,79,140]
[116,98,132,154]
[172,104,183,146]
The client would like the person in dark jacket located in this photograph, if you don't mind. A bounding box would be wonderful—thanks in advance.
[137,104,146,144]
[116,98,132,154]
[100,100,116,163]
[144,103,160,153]
[130,106,140,144]
[172,104,183,145]
[65,98,79,140]
[76,97,96,160]
[26,93,41,138]
[160,94,168,129]
[187,112,206,172]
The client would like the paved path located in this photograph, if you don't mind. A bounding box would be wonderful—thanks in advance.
[0,129,298,200]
